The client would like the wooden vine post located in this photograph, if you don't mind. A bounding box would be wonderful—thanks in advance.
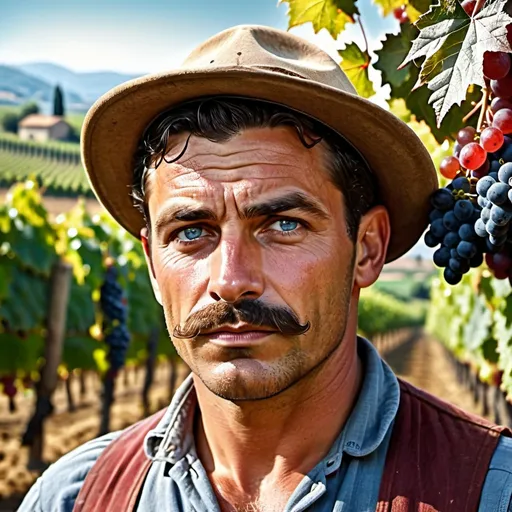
[23,259,72,470]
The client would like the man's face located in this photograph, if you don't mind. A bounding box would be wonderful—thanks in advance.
[142,126,359,400]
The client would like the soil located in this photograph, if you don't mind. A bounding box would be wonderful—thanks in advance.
[0,333,490,511]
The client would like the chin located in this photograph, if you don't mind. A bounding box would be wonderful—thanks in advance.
[197,357,306,401]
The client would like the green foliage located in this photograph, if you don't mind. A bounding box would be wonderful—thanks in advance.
[0,133,89,196]
[427,270,512,394]
[401,0,512,125]
[281,0,358,37]
[19,102,39,119]
[281,0,511,142]
[2,112,19,134]
[339,43,375,97]
[358,288,427,337]
[53,84,65,117]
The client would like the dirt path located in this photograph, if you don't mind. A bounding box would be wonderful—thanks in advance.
[383,332,484,417]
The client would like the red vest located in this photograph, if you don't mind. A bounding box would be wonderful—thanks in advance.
[74,379,510,512]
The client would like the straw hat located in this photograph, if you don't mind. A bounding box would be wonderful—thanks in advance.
[81,24,438,262]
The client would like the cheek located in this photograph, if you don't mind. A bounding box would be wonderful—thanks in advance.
[264,233,352,301]
[153,248,209,322]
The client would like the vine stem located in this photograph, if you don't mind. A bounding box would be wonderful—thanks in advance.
[472,0,485,16]
[357,15,369,57]
[462,99,483,123]
[477,87,490,132]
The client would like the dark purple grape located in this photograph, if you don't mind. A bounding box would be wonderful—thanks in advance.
[487,183,510,205]
[457,241,477,259]
[444,231,460,248]
[454,200,474,221]
[443,211,462,231]
[498,162,512,185]
[459,223,476,241]
[476,176,496,197]
[431,219,448,238]
[474,218,487,237]
[452,177,471,193]
[490,204,512,226]
[469,252,484,267]
[449,257,470,274]
[433,247,451,267]
[425,230,441,247]
[431,188,455,211]
[444,268,463,285]
[486,219,508,237]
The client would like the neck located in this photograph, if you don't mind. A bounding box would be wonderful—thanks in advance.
[193,325,363,493]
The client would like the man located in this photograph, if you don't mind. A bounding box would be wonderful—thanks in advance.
[20,25,512,512]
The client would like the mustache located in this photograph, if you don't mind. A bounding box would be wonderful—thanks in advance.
[172,300,310,339]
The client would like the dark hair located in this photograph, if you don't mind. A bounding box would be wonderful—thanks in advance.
[131,97,378,242]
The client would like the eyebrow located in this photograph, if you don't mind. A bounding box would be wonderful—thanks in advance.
[154,191,329,235]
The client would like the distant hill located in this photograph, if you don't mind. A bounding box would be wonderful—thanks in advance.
[0,65,84,107]
[17,62,140,105]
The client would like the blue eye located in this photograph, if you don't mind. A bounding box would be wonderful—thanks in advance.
[269,219,299,232]
[177,227,205,241]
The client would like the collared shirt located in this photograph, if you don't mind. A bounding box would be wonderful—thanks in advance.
[19,337,512,511]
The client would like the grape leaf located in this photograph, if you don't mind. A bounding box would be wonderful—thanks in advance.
[401,0,512,125]
[373,0,404,17]
[375,23,419,98]
[339,43,375,97]
[375,23,479,141]
[280,0,358,37]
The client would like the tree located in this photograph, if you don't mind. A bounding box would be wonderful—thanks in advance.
[19,102,39,120]
[53,85,65,117]
[2,112,20,134]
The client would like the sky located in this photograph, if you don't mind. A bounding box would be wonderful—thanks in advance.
[1,0,432,257]
[0,0,398,103]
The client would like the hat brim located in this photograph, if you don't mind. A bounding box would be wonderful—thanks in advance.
[81,66,438,263]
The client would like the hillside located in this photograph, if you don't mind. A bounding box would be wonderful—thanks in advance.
[0,65,84,107]
[17,63,139,105]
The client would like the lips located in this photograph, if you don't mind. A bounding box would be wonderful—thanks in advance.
[201,324,277,346]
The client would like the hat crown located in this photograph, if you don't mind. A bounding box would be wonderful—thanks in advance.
[183,25,357,95]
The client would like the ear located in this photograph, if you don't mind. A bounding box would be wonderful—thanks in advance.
[141,226,163,306]
[353,205,391,289]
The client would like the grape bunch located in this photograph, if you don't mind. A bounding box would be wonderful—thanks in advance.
[100,264,130,372]
[474,163,512,252]
[427,79,512,284]
[426,177,484,285]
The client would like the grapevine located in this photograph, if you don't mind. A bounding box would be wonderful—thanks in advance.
[426,77,512,285]
[100,263,130,373]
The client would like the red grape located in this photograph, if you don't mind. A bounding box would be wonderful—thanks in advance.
[461,0,476,16]
[456,126,477,146]
[471,159,490,178]
[491,97,512,114]
[491,75,512,99]
[493,108,512,135]
[483,52,511,80]
[459,142,487,170]
[399,11,409,23]
[393,6,405,19]
[439,156,460,178]
[489,252,512,273]
[480,126,505,152]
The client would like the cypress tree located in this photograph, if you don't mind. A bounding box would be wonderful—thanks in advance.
[53,85,65,116]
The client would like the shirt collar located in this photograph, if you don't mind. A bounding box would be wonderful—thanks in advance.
[144,336,400,468]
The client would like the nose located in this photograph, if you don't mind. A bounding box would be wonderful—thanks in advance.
[207,235,265,303]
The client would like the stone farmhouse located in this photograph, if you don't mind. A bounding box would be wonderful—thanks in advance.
[18,114,71,142]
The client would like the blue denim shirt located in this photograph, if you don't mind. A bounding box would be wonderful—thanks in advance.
[19,337,512,511]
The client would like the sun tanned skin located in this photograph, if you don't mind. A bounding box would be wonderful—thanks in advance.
[140,126,390,511]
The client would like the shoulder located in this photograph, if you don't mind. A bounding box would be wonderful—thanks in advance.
[479,436,512,512]
[398,378,507,435]
[18,429,123,512]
